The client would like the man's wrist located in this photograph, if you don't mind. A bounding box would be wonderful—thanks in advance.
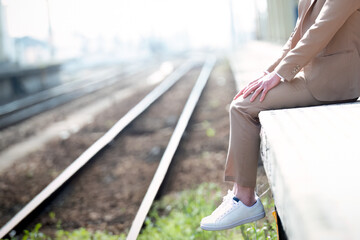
[265,71,284,82]
[274,72,285,82]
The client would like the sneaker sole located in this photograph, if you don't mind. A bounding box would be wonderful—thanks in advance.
[200,211,266,231]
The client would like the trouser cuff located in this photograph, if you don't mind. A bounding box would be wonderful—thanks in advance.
[224,175,256,188]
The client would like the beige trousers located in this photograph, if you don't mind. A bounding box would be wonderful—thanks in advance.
[224,73,355,188]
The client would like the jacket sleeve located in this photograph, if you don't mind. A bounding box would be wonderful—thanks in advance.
[275,0,360,81]
[265,18,300,73]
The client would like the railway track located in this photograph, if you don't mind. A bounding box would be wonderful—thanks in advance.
[0,56,216,239]
[0,62,151,129]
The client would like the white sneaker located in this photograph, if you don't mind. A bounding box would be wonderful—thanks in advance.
[200,191,265,231]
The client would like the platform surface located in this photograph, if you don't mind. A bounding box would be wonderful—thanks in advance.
[259,102,360,240]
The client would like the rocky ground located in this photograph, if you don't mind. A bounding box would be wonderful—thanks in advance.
[0,59,271,236]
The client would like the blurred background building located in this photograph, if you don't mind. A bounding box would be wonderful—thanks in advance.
[0,0,298,66]
[254,0,298,43]
[0,0,298,101]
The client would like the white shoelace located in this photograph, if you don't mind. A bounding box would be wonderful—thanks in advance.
[209,187,270,220]
[211,190,238,219]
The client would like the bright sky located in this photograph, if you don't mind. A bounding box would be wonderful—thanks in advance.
[2,0,256,55]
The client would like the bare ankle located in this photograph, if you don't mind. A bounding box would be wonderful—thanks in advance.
[233,183,256,207]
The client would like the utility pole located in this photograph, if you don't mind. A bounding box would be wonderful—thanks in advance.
[228,0,237,50]
[0,0,14,64]
[45,0,55,60]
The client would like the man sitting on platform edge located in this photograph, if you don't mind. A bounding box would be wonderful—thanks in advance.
[200,0,360,231]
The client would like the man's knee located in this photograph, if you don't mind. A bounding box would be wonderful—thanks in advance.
[230,96,261,117]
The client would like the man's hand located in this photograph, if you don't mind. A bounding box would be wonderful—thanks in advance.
[233,72,267,101]
[234,72,282,102]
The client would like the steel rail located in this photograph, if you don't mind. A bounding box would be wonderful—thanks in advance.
[0,67,121,116]
[0,62,147,117]
[126,56,216,240]
[0,68,136,129]
[0,64,147,129]
[0,59,198,239]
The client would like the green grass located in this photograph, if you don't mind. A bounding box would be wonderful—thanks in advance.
[138,183,277,240]
[4,224,126,240]
[4,183,277,240]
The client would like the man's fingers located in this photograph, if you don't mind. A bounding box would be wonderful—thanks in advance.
[259,80,280,102]
[239,87,247,95]
[260,87,269,102]
[250,85,263,102]
[248,80,260,88]
[248,79,259,86]
[234,86,249,100]
[240,86,251,97]
[233,92,242,100]
[234,85,250,100]
[243,80,260,93]
[243,83,261,98]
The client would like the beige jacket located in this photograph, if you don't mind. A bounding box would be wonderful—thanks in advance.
[266,0,360,101]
